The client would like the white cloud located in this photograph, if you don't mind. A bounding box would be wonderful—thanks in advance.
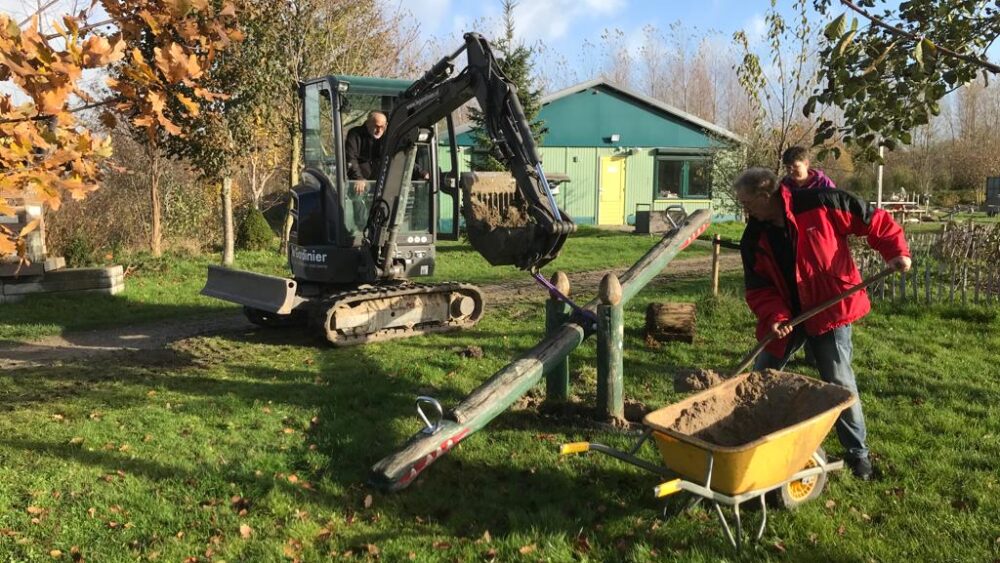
[512,0,628,44]
[742,13,767,46]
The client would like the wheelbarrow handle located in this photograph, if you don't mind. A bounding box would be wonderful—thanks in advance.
[731,267,896,376]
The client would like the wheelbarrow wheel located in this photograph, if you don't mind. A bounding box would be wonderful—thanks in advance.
[768,447,828,510]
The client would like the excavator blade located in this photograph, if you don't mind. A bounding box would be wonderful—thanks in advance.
[460,171,568,270]
[202,265,301,315]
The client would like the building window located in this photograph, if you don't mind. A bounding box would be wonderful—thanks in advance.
[654,157,711,199]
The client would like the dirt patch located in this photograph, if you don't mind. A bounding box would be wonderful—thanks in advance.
[673,368,726,392]
[454,345,484,359]
[669,370,845,447]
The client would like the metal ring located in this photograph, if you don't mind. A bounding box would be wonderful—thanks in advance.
[415,396,443,435]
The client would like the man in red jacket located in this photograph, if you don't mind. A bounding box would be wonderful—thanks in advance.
[736,168,911,480]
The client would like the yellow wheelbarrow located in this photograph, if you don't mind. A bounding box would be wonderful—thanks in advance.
[561,370,856,552]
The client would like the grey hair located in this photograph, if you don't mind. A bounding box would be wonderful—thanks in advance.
[733,167,780,198]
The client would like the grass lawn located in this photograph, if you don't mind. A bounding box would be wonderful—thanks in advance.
[0,262,997,561]
[0,226,714,342]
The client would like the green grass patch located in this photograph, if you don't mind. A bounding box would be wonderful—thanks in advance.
[0,272,996,560]
[1,227,708,341]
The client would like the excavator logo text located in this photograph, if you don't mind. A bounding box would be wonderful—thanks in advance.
[291,246,329,264]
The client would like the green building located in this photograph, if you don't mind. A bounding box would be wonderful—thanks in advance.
[445,78,744,226]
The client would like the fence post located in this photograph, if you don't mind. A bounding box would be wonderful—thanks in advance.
[597,273,624,422]
[975,266,980,305]
[962,265,968,305]
[925,263,931,304]
[545,271,572,402]
[711,234,721,296]
[900,266,907,303]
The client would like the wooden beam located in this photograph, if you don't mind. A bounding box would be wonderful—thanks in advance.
[368,209,712,492]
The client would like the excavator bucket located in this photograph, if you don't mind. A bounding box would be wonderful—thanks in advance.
[460,171,567,270]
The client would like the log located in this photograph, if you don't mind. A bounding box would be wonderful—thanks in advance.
[644,302,696,343]
[368,209,712,492]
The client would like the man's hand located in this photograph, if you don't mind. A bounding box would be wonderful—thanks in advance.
[770,322,793,340]
[887,255,912,272]
[353,180,367,195]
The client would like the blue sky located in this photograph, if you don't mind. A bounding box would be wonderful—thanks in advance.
[397,0,769,46]
[395,0,771,57]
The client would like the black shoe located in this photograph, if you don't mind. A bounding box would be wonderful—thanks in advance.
[846,456,873,481]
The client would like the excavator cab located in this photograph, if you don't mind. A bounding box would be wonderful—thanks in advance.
[292,76,441,284]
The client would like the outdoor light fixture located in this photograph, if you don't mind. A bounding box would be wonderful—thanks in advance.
[610,133,621,143]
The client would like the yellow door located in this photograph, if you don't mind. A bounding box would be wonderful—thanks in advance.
[598,156,627,225]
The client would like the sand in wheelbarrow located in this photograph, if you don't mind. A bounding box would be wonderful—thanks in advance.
[669,370,844,447]
[464,197,538,266]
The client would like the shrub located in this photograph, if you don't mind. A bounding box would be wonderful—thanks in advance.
[237,207,275,251]
[63,233,95,267]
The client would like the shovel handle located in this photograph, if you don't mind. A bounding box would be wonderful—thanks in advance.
[731,267,897,376]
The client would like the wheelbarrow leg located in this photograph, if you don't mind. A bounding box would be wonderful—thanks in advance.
[713,501,739,551]
[756,494,768,541]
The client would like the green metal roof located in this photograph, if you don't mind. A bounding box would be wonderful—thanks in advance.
[448,79,743,148]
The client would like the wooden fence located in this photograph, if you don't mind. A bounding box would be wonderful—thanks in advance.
[711,226,1000,307]
[855,228,1000,306]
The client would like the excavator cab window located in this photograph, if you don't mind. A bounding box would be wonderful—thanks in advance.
[302,82,337,182]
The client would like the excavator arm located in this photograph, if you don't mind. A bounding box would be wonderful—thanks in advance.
[364,33,574,278]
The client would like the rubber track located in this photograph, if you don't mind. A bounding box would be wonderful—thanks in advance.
[313,281,485,346]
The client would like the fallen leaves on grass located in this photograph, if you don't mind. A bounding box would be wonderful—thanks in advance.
[239,524,252,539]
[519,544,536,555]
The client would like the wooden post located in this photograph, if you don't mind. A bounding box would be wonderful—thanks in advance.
[900,266,907,303]
[950,265,956,304]
[597,273,624,422]
[369,210,713,492]
[975,266,980,305]
[962,265,968,305]
[711,234,721,296]
[545,271,572,401]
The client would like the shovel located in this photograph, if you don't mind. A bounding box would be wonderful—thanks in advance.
[731,267,897,376]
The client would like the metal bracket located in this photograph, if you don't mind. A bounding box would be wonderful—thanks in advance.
[416,396,444,435]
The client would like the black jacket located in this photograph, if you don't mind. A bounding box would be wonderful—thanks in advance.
[344,125,383,180]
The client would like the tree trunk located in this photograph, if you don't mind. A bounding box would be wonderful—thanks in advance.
[222,177,234,266]
[150,147,162,257]
[279,126,301,255]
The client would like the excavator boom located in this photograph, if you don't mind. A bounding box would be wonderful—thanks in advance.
[365,33,574,276]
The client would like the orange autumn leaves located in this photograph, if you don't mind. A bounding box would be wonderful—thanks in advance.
[0,1,241,257]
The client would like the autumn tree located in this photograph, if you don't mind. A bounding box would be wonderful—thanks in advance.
[164,0,283,264]
[809,0,1000,162]
[103,0,243,257]
[0,11,123,257]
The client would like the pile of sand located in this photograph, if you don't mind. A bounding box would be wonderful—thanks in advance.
[669,370,846,447]
[673,368,726,392]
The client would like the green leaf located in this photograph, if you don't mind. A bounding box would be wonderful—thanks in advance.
[914,40,923,69]
[824,14,846,41]
[803,97,817,117]
[836,30,857,56]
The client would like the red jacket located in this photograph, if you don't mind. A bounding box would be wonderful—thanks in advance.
[741,187,909,357]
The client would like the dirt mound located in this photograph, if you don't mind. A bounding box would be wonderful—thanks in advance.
[673,368,725,392]
[669,370,845,447]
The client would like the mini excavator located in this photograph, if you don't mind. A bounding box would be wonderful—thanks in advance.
[202,33,575,345]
